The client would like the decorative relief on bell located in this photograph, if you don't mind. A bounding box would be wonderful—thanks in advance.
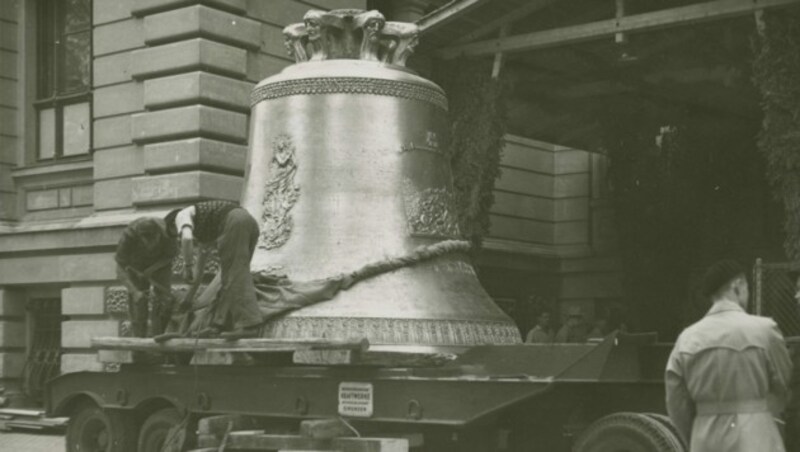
[282,9,419,66]
[401,179,461,238]
[261,317,521,346]
[258,134,300,250]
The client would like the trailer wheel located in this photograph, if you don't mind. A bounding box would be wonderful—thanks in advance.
[643,413,687,451]
[137,407,184,452]
[572,412,685,452]
[66,401,136,452]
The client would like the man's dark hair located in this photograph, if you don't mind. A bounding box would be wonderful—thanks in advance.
[163,208,181,237]
[701,259,746,298]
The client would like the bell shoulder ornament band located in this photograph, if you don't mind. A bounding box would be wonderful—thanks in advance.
[250,77,449,111]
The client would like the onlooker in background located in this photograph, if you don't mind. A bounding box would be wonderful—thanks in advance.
[665,259,792,451]
[555,306,589,343]
[587,316,609,340]
[526,311,554,343]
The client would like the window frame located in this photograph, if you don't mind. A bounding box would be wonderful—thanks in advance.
[34,0,93,163]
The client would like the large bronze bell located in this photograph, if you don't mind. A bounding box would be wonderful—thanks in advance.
[241,9,521,348]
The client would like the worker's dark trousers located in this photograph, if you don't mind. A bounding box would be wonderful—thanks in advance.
[210,208,263,330]
[127,265,173,337]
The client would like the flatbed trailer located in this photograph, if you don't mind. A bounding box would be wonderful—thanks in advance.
[47,333,682,452]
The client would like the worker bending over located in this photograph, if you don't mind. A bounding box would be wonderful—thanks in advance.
[165,200,263,339]
[115,217,177,338]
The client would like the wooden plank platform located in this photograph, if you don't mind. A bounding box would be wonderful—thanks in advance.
[222,432,409,452]
[93,337,456,368]
[92,337,369,352]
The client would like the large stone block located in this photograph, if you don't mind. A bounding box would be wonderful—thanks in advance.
[143,72,252,112]
[94,18,144,56]
[94,145,144,180]
[247,52,291,83]
[0,321,25,348]
[554,198,590,221]
[94,53,134,87]
[303,0,366,10]
[502,135,591,176]
[131,105,248,144]
[502,141,556,174]
[130,38,246,80]
[0,0,19,23]
[0,192,17,220]
[0,163,14,191]
[0,106,17,136]
[0,353,25,378]
[554,220,589,245]
[553,174,590,198]
[63,320,119,349]
[94,115,133,149]
[0,78,18,108]
[26,189,59,211]
[491,192,552,222]
[144,5,260,49]
[0,289,25,316]
[0,50,16,80]
[61,353,103,374]
[260,23,288,58]
[71,185,94,207]
[94,0,134,25]
[0,134,18,164]
[494,168,554,198]
[0,21,17,51]
[0,253,117,285]
[554,149,590,175]
[93,82,144,118]
[132,0,246,16]
[488,214,553,245]
[131,171,242,205]
[62,287,107,316]
[246,0,312,26]
[94,178,133,210]
[144,138,246,174]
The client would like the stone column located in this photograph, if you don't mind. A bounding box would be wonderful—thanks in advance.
[129,0,260,206]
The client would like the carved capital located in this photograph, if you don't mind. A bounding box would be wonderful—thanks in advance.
[282,9,419,67]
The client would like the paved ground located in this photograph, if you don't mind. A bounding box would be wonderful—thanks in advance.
[0,431,64,451]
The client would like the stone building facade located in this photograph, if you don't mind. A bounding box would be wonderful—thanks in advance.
[0,0,618,398]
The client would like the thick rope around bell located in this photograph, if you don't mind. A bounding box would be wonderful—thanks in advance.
[341,239,472,289]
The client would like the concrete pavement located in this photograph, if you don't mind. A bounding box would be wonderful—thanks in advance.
[0,431,64,451]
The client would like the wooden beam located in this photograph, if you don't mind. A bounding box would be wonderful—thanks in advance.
[293,349,457,367]
[417,0,495,35]
[452,0,562,44]
[438,0,800,58]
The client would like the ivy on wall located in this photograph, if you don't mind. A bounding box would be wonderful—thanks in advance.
[434,58,507,247]
[602,94,774,336]
[752,10,800,259]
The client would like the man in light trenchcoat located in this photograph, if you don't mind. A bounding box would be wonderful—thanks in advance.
[666,259,793,451]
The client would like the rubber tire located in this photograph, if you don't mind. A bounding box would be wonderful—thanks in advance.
[643,413,687,452]
[66,402,136,452]
[572,412,685,452]
[137,407,184,452]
